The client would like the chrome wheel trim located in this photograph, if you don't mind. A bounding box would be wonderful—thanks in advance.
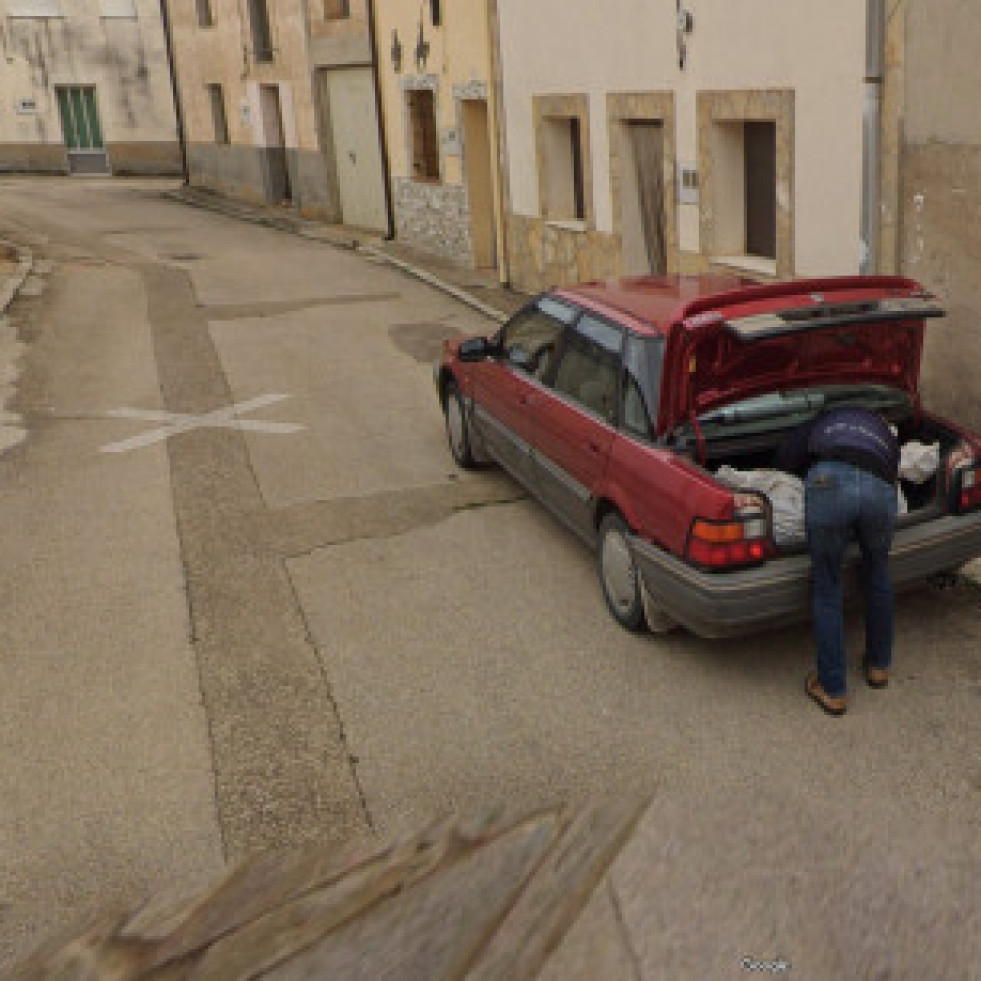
[601,527,637,614]
[446,395,466,459]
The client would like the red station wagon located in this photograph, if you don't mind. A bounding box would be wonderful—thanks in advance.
[435,275,981,636]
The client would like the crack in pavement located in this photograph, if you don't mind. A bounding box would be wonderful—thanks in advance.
[250,478,527,560]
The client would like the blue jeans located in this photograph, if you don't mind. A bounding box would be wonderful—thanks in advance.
[805,461,898,697]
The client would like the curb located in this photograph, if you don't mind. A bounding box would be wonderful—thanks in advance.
[0,239,34,316]
[164,187,509,326]
[357,244,508,326]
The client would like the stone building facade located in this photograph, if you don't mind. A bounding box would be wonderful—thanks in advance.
[0,0,180,175]
[492,0,872,293]
[897,0,981,431]
[167,0,387,230]
[373,0,503,270]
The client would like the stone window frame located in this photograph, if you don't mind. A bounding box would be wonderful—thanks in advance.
[607,91,678,275]
[533,94,594,230]
[400,74,442,183]
[451,80,488,163]
[696,89,795,279]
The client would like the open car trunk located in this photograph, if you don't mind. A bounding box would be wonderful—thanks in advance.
[660,285,952,551]
[682,406,961,552]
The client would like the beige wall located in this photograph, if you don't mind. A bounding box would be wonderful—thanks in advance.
[169,0,315,152]
[497,0,867,279]
[374,0,491,186]
[0,0,177,149]
[901,0,981,431]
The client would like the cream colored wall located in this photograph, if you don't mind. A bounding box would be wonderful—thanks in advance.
[169,0,318,151]
[497,0,867,276]
[0,0,177,144]
[374,0,490,185]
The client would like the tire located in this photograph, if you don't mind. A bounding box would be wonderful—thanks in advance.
[596,513,647,632]
[444,380,478,469]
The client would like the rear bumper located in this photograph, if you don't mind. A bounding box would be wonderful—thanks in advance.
[628,511,981,638]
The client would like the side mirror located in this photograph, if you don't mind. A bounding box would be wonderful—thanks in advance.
[458,336,493,362]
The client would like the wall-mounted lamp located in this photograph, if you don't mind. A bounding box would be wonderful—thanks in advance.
[676,0,694,70]
[391,28,403,73]
[415,18,430,71]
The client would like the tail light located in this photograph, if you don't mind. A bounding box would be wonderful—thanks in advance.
[685,494,774,570]
[955,460,981,513]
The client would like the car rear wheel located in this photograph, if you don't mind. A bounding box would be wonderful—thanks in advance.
[597,513,647,632]
[444,380,478,469]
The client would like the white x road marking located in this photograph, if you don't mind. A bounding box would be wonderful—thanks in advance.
[100,393,305,454]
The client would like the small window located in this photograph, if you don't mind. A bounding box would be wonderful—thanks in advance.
[408,89,439,181]
[248,0,274,62]
[323,0,350,19]
[620,335,664,439]
[500,297,575,380]
[542,115,585,222]
[195,0,213,27]
[553,314,623,423]
[431,0,441,26]
[208,84,229,144]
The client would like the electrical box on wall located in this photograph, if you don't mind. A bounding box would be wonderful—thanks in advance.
[441,127,461,156]
[678,164,698,205]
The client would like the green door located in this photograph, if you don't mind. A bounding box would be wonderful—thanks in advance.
[56,86,109,174]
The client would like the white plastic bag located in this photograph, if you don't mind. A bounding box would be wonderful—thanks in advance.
[899,440,940,484]
[715,466,805,543]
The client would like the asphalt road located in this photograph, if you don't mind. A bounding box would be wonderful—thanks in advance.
[1,178,980,969]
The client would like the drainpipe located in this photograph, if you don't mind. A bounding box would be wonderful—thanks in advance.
[159,0,189,184]
[860,0,885,274]
[366,0,396,240]
[485,0,510,286]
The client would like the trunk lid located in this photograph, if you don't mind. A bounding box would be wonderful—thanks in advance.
[659,285,944,437]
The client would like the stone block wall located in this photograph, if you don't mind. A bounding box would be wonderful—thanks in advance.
[507,214,619,294]
[394,178,474,265]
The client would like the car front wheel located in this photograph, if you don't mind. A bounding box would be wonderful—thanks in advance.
[597,513,647,632]
[444,380,478,469]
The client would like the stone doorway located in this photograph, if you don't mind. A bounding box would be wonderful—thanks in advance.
[461,99,496,270]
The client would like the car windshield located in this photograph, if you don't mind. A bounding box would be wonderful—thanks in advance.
[687,384,912,441]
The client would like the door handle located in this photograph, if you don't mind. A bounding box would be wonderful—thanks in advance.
[586,440,602,454]
[518,393,540,408]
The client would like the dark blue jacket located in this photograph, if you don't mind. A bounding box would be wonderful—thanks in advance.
[778,408,900,484]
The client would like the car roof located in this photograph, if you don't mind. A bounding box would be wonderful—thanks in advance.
[554,274,927,337]
[555,275,754,336]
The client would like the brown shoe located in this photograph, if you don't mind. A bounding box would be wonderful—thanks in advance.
[863,661,889,689]
[805,672,847,716]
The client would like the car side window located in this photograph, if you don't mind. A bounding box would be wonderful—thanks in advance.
[552,313,623,424]
[621,334,664,440]
[499,296,576,381]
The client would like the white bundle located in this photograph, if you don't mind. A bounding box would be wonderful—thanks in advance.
[899,441,940,484]
[715,465,910,541]
[715,466,805,543]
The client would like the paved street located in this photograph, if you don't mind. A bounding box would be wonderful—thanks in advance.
[1,177,981,970]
